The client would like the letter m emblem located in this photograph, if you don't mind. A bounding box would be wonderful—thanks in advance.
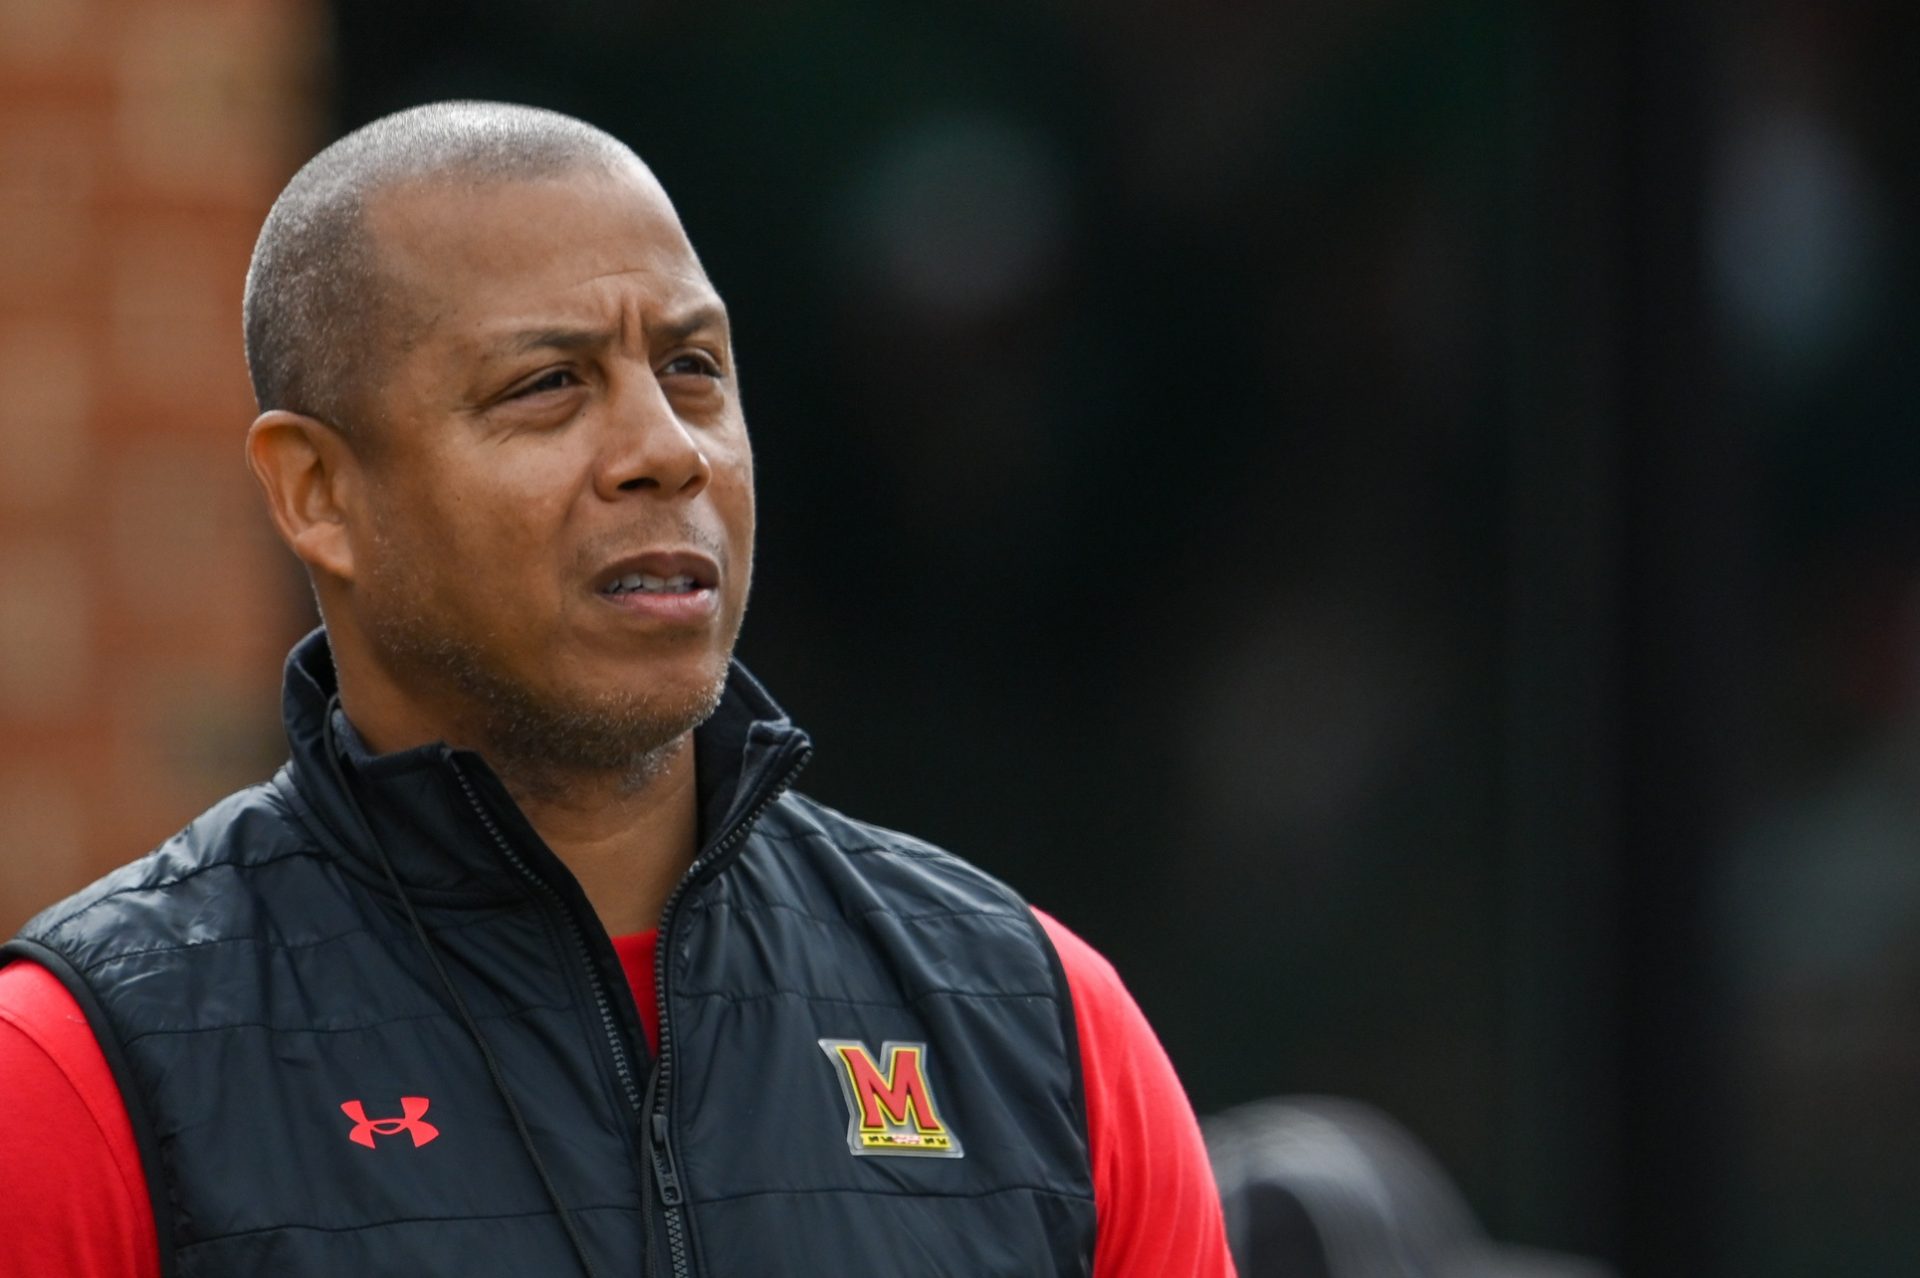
[818,1038,964,1158]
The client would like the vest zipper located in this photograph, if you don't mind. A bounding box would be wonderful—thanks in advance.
[449,763,650,1202]
[649,743,812,1278]
[455,742,811,1278]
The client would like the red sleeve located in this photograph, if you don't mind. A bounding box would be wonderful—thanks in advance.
[1033,908,1237,1278]
[0,961,160,1278]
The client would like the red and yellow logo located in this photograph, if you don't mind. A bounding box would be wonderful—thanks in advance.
[817,1038,964,1158]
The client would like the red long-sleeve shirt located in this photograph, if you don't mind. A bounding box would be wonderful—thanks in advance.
[0,906,1232,1276]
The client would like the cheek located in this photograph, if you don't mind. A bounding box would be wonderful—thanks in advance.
[733,465,756,533]
[718,469,755,568]
[451,445,585,541]
[707,447,755,605]
[714,437,755,532]
[366,454,578,595]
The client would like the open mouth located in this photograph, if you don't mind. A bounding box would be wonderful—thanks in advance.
[603,572,701,596]
[591,551,721,608]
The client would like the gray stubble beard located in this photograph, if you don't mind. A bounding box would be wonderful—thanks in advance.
[431,630,726,804]
[362,588,731,806]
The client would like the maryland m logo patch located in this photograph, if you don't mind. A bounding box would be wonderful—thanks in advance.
[818,1039,965,1158]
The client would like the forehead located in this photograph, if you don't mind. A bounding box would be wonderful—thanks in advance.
[365,163,717,346]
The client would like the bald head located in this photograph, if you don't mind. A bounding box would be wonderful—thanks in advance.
[243,101,641,434]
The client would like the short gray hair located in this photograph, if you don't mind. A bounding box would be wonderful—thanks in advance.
[243,101,637,432]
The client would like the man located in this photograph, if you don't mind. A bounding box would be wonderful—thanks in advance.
[0,102,1233,1276]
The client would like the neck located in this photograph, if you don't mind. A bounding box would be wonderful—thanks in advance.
[497,734,701,935]
[327,621,705,934]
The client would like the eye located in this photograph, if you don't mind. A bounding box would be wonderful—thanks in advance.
[661,351,723,379]
[510,368,581,398]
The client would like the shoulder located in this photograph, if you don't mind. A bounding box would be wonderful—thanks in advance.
[0,959,105,1072]
[1027,908,1160,1080]
[1031,908,1128,1002]
[0,961,160,1277]
[0,962,131,1150]
[725,791,1075,1012]
[1026,909,1238,1277]
[756,789,1038,921]
[12,774,324,969]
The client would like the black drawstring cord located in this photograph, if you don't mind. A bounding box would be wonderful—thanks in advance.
[321,703,604,1278]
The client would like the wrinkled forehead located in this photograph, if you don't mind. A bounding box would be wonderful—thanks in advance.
[362,161,713,343]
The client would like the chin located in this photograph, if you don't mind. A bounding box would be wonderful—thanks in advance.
[602,645,730,708]
[477,663,727,787]
[578,646,733,738]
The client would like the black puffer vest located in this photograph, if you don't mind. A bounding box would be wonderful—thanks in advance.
[4,631,1095,1276]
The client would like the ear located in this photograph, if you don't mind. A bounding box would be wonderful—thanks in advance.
[245,410,363,583]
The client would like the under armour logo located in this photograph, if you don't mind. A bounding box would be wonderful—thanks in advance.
[340,1097,440,1149]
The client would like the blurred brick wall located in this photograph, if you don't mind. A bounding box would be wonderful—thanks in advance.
[0,0,323,933]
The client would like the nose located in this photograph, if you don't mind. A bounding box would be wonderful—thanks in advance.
[596,367,712,501]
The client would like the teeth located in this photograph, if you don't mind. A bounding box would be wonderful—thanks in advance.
[606,572,698,595]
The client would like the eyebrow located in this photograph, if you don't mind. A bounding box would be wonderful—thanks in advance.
[653,302,731,349]
[492,302,731,359]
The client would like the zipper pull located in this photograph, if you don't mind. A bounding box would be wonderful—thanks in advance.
[651,1112,684,1206]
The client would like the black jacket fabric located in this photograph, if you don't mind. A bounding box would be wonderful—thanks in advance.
[4,631,1096,1276]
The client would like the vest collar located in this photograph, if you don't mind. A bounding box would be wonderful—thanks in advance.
[279,627,812,907]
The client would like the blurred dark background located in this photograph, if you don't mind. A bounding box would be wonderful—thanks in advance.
[4,1,1917,1274]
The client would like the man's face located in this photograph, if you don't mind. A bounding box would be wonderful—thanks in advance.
[341,160,753,779]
